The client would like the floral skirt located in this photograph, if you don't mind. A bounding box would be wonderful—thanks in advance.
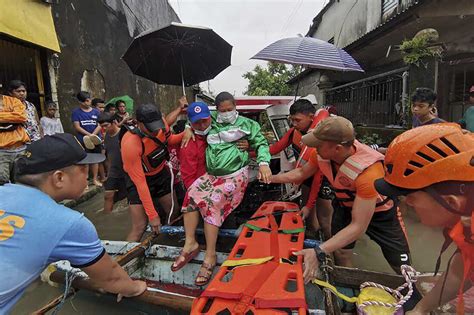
[181,167,249,227]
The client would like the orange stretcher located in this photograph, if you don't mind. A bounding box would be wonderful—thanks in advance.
[191,201,307,315]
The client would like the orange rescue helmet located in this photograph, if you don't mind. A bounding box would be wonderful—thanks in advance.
[376,123,474,194]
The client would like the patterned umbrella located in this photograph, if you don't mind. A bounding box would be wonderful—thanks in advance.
[251,37,364,72]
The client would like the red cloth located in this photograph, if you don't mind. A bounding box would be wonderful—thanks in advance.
[179,135,207,189]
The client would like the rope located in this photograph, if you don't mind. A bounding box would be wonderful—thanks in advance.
[358,265,419,311]
[312,265,420,312]
[51,269,79,315]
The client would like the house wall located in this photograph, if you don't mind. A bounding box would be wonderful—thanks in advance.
[309,0,382,47]
[50,0,189,133]
[297,0,474,125]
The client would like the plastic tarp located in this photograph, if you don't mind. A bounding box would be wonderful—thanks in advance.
[0,0,60,52]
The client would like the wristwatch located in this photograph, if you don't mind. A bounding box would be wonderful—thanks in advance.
[313,244,326,264]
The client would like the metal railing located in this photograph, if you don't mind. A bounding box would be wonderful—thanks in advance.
[325,67,409,127]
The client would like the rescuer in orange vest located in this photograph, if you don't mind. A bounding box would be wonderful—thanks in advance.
[270,116,411,278]
[375,123,474,315]
[266,95,332,237]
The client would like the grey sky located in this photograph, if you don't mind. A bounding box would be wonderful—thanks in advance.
[168,0,325,96]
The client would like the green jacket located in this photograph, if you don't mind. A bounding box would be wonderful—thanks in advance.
[206,112,271,176]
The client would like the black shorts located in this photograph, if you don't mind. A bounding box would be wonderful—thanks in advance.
[86,145,102,154]
[126,168,172,205]
[331,202,411,269]
[104,176,127,202]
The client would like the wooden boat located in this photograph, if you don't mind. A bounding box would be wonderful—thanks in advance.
[41,237,472,315]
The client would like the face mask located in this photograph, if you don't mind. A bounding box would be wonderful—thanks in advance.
[217,110,238,124]
[194,125,211,136]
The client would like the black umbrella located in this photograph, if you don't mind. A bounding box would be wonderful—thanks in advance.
[122,22,232,94]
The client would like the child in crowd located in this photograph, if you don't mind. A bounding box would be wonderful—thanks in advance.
[172,92,271,286]
[40,101,64,136]
[105,103,117,115]
[116,100,131,126]
[411,87,444,127]
[92,98,106,112]
[71,91,103,187]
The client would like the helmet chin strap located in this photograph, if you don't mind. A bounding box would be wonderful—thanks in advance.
[424,185,474,243]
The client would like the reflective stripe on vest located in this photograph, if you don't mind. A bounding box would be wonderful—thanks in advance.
[318,140,393,211]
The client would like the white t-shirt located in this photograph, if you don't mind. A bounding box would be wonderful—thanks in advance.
[40,116,64,136]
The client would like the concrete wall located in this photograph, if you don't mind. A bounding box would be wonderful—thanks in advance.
[309,0,382,48]
[50,0,189,133]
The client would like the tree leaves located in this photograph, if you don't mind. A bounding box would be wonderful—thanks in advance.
[243,62,301,96]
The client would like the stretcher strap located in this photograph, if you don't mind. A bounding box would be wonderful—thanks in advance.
[312,279,358,303]
[244,223,305,234]
[222,256,274,268]
[247,208,300,221]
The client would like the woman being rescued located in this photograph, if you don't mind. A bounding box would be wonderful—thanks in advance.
[171,92,272,286]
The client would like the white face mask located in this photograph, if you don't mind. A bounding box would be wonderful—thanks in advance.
[194,125,211,136]
[217,110,238,124]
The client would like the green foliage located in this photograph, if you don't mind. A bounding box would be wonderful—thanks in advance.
[399,35,441,67]
[358,133,384,146]
[243,62,300,96]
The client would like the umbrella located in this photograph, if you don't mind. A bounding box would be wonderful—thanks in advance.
[251,37,364,72]
[122,22,232,94]
[106,95,134,114]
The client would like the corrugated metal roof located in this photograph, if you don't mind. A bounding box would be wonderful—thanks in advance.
[343,0,424,50]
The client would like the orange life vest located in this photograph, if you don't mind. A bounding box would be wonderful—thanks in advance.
[317,140,394,211]
[293,108,330,168]
[449,221,474,314]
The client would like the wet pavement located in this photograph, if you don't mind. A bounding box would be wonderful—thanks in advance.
[11,192,454,314]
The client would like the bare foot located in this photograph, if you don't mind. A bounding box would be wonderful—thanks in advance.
[93,180,103,187]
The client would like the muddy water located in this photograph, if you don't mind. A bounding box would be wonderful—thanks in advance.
[11,192,453,314]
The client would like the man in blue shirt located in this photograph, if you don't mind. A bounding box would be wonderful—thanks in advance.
[71,91,103,187]
[0,133,146,314]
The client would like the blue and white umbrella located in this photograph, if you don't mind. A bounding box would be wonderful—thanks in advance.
[251,37,364,72]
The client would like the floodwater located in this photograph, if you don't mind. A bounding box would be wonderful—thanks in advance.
[12,192,454,314]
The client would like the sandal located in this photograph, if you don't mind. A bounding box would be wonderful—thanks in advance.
[171,247,200,272]
[90,134,102,146]
[83,135,95,150]
[195,262,216,286]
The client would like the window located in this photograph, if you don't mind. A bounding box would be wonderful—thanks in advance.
[382,0,399,19]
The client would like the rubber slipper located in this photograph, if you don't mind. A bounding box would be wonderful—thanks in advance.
[90,134,102,145]
[171,247,200,272]
[83,135,95,150]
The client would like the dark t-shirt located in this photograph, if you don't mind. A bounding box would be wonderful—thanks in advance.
[412,116,445,128]
[71,107,100,143]
[104,132,125,178]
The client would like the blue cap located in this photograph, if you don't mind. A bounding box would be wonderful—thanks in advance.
[187,102,210,123]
